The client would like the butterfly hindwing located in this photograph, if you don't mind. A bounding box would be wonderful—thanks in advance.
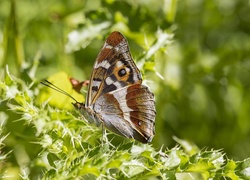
[93,84,156,143]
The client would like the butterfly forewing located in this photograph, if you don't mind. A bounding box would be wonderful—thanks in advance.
[86,32,142,106]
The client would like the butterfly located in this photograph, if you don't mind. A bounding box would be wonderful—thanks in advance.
[41,31,156,143]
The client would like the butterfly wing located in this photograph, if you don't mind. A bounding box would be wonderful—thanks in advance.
[86,31,142,106]
[93,84,156,143]
[83,31,156,143]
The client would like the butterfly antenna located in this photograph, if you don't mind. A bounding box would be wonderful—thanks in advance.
[40,80,78,102]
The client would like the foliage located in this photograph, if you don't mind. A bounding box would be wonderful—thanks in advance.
[1,0,250,179]
[1,67,250,179]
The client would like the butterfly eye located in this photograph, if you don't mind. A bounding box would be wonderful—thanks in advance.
[118,68,127,77]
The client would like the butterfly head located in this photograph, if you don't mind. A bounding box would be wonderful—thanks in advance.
[72,102,85,112]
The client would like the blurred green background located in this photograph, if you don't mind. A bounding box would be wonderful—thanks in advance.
[1,0,250,162]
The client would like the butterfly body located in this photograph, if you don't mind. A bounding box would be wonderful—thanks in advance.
[73,31,156,143]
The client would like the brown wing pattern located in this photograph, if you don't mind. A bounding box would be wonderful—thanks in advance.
[93,84,156,143]
[84,31,156,143]
[86,32,142,106]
